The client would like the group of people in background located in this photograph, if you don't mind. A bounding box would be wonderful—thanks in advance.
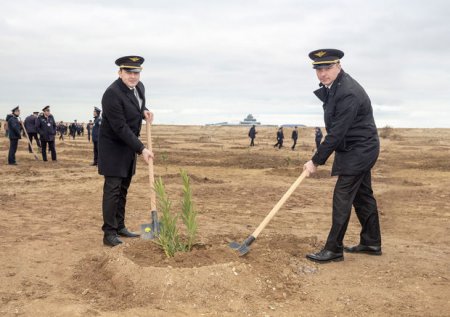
[5,105,57,165]
[248,124,323,151]
[4,105,101,166]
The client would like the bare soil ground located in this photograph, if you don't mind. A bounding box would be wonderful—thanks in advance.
[0,125,449,316]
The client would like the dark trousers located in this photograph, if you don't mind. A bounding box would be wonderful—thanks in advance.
[28,133,41,152]
[41,140,57,161]
[102,176,132,236]
[274,140,283,149]
[93,141,98,164]
[250,138,255,146]
[325,171,381,253]
[291,138,297,150]
[8,139,18,164]
[88,131,91,142]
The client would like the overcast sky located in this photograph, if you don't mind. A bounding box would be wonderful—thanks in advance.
[1,0,449,127]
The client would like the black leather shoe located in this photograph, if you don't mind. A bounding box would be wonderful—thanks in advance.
[103,235,123,247]
[344,244,382,255]
[306,249,344,263]
[118,228,140,238]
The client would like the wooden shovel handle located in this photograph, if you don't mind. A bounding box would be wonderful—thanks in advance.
[252,170,308,238]
[146,122,157,210]
[20,120,39,160]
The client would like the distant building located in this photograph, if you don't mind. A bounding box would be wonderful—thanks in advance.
[240,114,260,125]
[206,114,262,126]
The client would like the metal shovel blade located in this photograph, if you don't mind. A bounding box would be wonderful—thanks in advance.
[229,242,242,250]
[140,210,160,240]
[228,235,255,256]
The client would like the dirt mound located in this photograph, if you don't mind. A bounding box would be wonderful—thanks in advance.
[71,234,318,313]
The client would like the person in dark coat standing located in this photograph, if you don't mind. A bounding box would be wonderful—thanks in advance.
[303,49,381,263]
[24,111,42,152]
[291,126,298,150]
[7,106,21,165]
[57,121,66,141]
[36,105,57,161]
[69,120,77,140]
[314,127,323,150]
[87,120,93,142]
[91,107,102,166]
[248,125,257,146]
[98,55,154,247]
[273,127,284,149]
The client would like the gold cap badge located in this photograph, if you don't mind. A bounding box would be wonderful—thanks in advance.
[314,51,327,58]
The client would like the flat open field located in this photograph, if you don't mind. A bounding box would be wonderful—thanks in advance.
[1,125,449,316]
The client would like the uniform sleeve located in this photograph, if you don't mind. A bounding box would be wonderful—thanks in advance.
[141,106,149,119]
[312,93,359,165]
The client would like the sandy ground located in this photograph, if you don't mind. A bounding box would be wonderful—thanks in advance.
[0,125,449,316]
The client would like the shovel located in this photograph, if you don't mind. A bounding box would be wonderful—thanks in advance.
[20,119,39,160]
[229,170,308,256]
[140,122,160,239]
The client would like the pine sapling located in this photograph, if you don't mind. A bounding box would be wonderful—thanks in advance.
[180,170,198,251]
[154,177,183,257]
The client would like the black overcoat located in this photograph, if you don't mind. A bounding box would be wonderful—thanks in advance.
[311,70,379,176]
[277,130,284,140]
[36,114,57,141]
[98,78,148,178]
[24,115,38,133]
[248,126,256,138]
[92,116,101,142]
[7,116,21,140]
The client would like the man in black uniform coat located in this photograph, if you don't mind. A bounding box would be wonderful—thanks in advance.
[57,121,66,141]
[69,120,77,140]
[36,105,57,161]
[24,111,41,152]
[291,126,298,150]
[303,49,382,263]
[7,106,21,165]
[314,127,323,150]
[273,127,284,149]
[99,55,154,247]
[91,107,102,166]
[87,119,93,142]
[248,125,256,146]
